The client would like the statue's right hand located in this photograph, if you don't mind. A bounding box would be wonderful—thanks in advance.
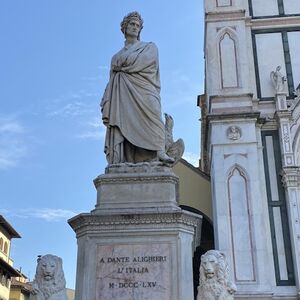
[112,64,122,72]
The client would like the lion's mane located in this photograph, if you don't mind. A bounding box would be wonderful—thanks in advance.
[33,254,66,299]
[197,250,236,300]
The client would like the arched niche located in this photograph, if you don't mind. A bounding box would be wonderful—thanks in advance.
[227,165,256,282]
[218,28,239,89]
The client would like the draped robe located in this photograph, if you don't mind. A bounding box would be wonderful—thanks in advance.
[101,41,165,164]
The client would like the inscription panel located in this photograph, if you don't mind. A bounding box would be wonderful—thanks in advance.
[96,243,171,300]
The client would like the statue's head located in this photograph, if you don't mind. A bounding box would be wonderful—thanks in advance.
[121,11,143,40]
[201,251,220,279]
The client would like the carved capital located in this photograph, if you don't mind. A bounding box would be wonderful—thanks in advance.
[281,167,300,188]
[275,110,292,122]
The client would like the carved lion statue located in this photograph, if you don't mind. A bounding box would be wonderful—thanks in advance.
[197,250,237,300]
[30,254,68,300]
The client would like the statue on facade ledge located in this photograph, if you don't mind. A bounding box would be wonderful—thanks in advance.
[101,12,184,167]
[270,65,287,93]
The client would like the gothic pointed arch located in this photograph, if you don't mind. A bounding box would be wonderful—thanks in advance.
[227,164,256,282]
[217,27,239,89]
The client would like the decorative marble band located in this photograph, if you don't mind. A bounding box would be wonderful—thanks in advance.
[94,173,179,187]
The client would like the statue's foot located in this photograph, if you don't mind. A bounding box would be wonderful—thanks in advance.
[157,151,175,163]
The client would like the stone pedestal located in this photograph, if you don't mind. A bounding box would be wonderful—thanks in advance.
[69,163,202,300]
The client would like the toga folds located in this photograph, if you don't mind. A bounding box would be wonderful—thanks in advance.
[101,41,165,164]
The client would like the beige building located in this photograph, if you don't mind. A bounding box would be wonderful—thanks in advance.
[0,216,21,300]
[9,275,30,300]
[173,159,214,294]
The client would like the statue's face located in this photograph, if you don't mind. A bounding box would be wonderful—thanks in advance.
[202,254,217,279]
[125,18,140,39]
[41,259,56,281]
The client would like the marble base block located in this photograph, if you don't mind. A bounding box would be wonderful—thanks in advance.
[93,163,180,213]
[69,210,201,300]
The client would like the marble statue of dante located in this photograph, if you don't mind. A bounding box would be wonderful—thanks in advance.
[101,12,174,164]
[270,65,287,93]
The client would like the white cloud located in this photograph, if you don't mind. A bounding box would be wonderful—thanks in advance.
[183,151,199,167]
[48,101,94,117]
[0,120,24,134]
[0,208,77,222]
[75,118,106,140]
[0,116,28,170]
[76,130,105,140]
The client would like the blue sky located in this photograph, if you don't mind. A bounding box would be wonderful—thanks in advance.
[0,1,204,289]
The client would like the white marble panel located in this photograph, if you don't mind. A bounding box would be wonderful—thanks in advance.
[96,243,171,300]
[265,136,280,201]
[217,0,232,6]
[283,0,300,14]
[219,33,238,88]
[273,207,288,280]
[228,168,255,281]
[255,33,286,98]
[251,0,279,16]
[288,31,300,90]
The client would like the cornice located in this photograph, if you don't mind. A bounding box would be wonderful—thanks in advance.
[68,211,202,238]
[94,172,179,187]
[250,16,300,30]
[275,110,293,121]
[205,9,247,22]
[207,111,261,122]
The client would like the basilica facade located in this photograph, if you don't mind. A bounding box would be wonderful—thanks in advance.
[200,0,300,298]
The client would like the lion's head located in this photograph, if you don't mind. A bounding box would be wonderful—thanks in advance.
[198,250,236,297]
[34,254,66,298]
[200,250,228,282]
